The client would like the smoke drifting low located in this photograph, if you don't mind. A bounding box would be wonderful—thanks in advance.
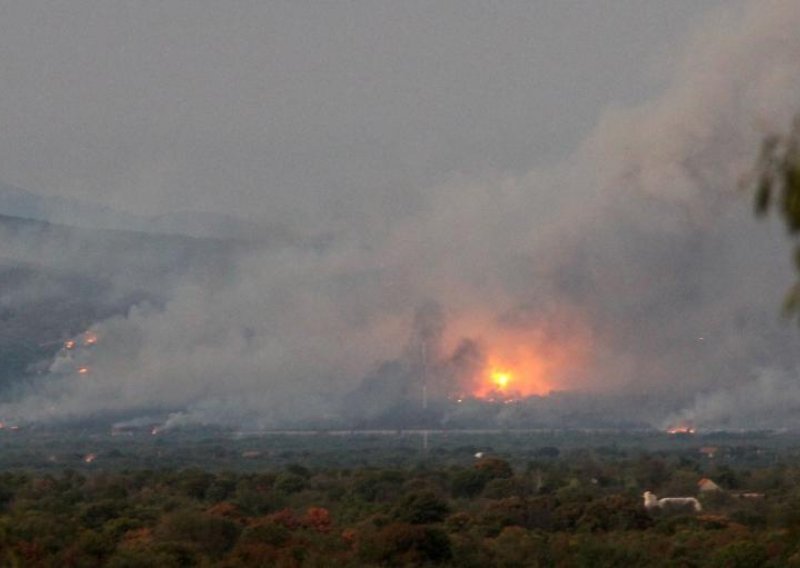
[3,2,800,430]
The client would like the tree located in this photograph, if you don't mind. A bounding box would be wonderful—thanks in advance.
[451,468,490,498]
[576,495,652,532]
[359,522,452,565]
[752,116,800,317]
[273,473,308,495]
[490,526,548,568]
[475,458,514,479]
[154,510,241,559]
[394,491,450,524]
[708,541,768,568]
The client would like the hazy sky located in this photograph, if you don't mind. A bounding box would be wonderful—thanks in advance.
[5,1,800,429]
[0,1,736,224]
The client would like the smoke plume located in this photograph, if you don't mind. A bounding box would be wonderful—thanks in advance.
[2,1,800,429]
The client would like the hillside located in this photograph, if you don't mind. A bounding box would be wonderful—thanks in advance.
[0,181,285,240]
[0,214,242,389]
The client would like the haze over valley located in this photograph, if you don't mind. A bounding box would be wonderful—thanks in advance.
[1,1,800,433]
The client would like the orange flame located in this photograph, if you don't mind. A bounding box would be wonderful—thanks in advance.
[470,329,588,399]
[442,306,592,401]
[77,367,89,376]
[473,357,551,399]
[83,332,98,346]
[666,424,696,435]
[491,371,511,391]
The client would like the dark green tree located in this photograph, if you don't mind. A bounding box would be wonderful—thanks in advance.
[752,116,800,317]
[154,510,241,559]
[394,491,450,525]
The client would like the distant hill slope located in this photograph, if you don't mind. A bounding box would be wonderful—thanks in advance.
[0,213,243,389]
[0,260,149,385]
[0,180,286,241]
[0,212,240,282]
[0,180,141,231]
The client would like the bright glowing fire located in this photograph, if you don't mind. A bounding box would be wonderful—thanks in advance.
[666,424,696,435]
[83,332,98,346]
[77,367,89,376]
[491,371,511,391]
[471,349,572,400]
[474,361,543,399]
[445,307,592,401]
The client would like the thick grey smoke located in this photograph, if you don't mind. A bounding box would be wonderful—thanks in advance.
[3,1,800,429]
[666,368,800,430]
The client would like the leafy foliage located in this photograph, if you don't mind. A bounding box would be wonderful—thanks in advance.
[752,116,800,319]
[0,443,797,565]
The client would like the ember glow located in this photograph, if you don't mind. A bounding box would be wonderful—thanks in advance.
[473,360,544,400]
[448,308,593,401]
[491,371,511,391]
[469,332,588,399]
[77,367,89,376]
[63,340,76,350]
[666,424,696,435]
[83,332,98,346]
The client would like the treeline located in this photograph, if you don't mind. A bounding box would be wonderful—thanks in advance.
[0,455,799,566]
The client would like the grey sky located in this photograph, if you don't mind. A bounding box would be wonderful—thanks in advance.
[6,1,800,430]
[0,1,735,225]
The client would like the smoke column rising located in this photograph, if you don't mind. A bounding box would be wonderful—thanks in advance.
[3,1,800,428]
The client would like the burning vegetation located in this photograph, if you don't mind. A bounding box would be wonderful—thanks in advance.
[450,312,592,403]
[52,329,103,378]
[666,424,696,435]
[466,370,520,404]
[347,304,595,427]
[62,330,100,353]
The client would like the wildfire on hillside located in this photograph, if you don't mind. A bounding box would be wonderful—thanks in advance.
[666,424,696,435]
[448,310,591,402]
[442,309,593,404]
